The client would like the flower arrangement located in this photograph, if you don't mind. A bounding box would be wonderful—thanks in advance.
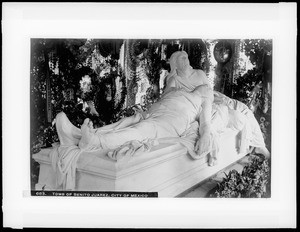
[210,154,270,198]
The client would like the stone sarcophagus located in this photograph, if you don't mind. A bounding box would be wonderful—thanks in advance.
[33,129,246,197]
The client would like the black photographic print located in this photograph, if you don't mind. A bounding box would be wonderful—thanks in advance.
[30,38,272,199]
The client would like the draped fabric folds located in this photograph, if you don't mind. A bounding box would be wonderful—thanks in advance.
[50,87,266,191]
[50,144,82,191]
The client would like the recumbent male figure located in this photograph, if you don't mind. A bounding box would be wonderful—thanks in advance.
[56,84,214,157]
[56,51,269,161]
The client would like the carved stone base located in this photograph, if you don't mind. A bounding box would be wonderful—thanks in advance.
[33,129,246,197]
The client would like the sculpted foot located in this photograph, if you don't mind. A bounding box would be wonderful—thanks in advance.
[55,112,81,146]
[78,119,100,150]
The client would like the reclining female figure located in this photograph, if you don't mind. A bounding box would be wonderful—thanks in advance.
[164,51,269,160]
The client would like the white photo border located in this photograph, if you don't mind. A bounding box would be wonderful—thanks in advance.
[2,2,297,228]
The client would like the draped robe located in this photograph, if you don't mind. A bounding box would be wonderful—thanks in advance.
[166,69,265,148]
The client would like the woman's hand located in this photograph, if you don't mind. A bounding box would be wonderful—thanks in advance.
[195,131,212,157]
[193,85,213,101]
[213,92,225,104]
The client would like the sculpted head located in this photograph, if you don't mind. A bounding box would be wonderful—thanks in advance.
[169,51,191,74]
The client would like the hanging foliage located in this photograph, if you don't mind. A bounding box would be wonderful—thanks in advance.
[124,39,140,107]
[31,39,89,153]
[232,39,272,150]
[142,40,163,99]
[182,39,209,72]
[31,39,127,153]
[78,39,126,125]
[133,39,149,56]
[164,39,181,59]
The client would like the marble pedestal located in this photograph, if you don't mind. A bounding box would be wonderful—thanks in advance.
[33,129,246,197]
